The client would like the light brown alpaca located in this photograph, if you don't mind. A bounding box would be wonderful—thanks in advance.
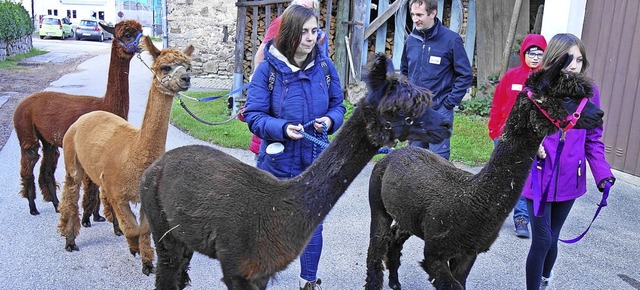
[13,20,143,218]
[58,36,193,274]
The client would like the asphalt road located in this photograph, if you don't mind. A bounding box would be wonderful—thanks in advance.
[0,44,639,290]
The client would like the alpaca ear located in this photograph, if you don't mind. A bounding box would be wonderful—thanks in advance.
[183,45,194,57]
[142,36,161,59]
[364,52,390,92]
[544,53,573,81]
[99,21,115,35]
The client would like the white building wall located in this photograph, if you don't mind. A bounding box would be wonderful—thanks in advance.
[540,0,588,39]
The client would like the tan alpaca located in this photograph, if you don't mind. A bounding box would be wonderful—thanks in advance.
[58,36,193,274]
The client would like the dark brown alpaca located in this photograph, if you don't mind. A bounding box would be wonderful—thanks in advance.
[12,20,143,220]
[364,54,605,290]
[139,53,452,289]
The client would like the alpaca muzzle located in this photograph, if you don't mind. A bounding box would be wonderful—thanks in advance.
[119,32,144,54]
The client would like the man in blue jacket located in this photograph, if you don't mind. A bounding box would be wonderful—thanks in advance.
[401,0,473,160]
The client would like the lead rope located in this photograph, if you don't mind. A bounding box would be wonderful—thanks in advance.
[136,53,239,125]
[295,120,390,155]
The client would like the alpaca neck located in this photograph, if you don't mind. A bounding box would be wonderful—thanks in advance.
[102,49,132,120]
[292,106,380,224]
[135,84,174,157]
[475,105,546,216]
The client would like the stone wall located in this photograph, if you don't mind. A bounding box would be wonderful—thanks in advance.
[166,0,238,79]
[0,35,33,61]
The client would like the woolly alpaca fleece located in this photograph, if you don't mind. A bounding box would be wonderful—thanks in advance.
[58,36,193,275]
[139,53,452,289]
[12,19,143,217]
[365,54,604,290]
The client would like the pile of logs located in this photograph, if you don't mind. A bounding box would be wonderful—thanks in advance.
[240,0,338,81]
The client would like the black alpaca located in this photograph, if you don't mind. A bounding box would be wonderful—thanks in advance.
[364,54,605,290]
[139,53,452,290]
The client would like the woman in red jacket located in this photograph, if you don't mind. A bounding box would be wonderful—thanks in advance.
[488,34,547,238]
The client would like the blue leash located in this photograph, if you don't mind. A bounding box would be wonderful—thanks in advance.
[180,83,251,102]
[296,121,391,155]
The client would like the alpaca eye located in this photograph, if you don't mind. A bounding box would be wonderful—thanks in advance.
[124,33,132,39]
[563,97,572,103]
[161,66,172,73]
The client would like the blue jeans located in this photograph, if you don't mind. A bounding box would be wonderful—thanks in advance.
[299,223,323,281]
[409,105,454,160]
[493,138,529,223]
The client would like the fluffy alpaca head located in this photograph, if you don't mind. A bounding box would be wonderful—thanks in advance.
[360,53,450,147]
[508,53,604,138]
[101,19,143,58]
[142,36,194,94]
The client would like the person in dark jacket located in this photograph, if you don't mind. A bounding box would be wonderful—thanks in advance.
[521,33,615,290]
[243,5,346,290]
[489,34,548,238]
[400,0,473,160]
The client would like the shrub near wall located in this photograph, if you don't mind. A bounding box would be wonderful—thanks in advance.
[0,1,34,60]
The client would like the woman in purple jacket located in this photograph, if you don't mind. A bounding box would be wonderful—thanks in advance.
[521,33,616,290]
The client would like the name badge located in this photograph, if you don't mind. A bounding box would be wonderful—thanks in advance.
[429,56,441,65]
[511,84,523,91]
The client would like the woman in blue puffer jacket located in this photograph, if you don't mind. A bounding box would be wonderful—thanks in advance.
[243,4,345,289]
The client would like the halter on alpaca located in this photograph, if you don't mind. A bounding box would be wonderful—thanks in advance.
[525,88,589,133]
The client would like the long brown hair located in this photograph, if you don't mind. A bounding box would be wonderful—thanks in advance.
[541,33,590,73]
[274,5,319,65]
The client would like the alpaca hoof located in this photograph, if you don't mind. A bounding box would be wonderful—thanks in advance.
[142,263,155,276]
[114,228,123,236]
[130,249,139,257]
[93,214,106,222]
[65,243,79,252]
[81,215,92,228]
[30,209,40,216]
[389,281,401,290]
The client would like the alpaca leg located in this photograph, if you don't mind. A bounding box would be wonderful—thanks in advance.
[221,275,259,290]
[139,206,156,276]
[449,254,477,288]
[39,141,60,212]
[177,250,194,289]
[385,225,412,290]
[365,212,394,290]
[101,190,122,235]
[420,254,463,290]
[57,171,82,251]
[111,199,141,256]
[19,145,40,215]
[154,233,190,290]
[80,177,104,227]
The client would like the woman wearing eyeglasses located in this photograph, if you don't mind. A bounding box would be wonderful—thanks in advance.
[488,34,547,238]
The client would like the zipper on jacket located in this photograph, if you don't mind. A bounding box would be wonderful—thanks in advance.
[577,160,582,188]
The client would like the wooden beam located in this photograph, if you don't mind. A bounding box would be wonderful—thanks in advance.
[236,0,290,7]
[499,0,522,78]
[364,0,407,39]
[350,0,366,80]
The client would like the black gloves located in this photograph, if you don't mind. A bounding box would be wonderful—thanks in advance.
[597,177,616,192]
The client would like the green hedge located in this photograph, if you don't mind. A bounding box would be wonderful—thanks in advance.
[0,1,33,41]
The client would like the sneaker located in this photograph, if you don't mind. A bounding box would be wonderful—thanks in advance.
[299,278,322,290]
[514,216,530,238]
[540,271,553,290]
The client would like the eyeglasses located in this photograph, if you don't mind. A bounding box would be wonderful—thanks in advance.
[527,52,544,59]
